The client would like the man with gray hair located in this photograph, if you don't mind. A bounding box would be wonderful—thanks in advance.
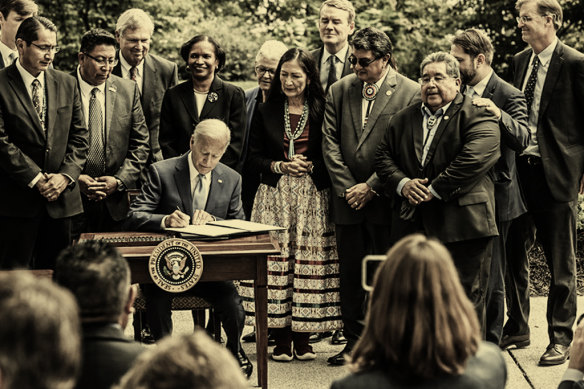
[112,8,178,177]
[126,118,251,377]
[0,271,80,389]
[375,51,500,335]
[312,0,355,94]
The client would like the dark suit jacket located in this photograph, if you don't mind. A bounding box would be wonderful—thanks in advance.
[159,76,246,170]
[375,93,500,243]
[476,72,530,222]
[0,64,88,219]
[75,74,150,221]
[76,323,144,389]
[247,97,330,191]
[243,86,260,162]
[559,380,584,389]
[322,71,420,225]
[513,40,584,202]
[126,154,244,231]
[113,53,178,164]
[330,342,507,389]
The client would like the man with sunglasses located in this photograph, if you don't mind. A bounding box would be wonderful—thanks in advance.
[72,28,148,238]
[322,27,419,366]
[502,0,584,366]
[0,16,88,270]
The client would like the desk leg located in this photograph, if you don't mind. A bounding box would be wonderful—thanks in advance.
[255,255,268,389]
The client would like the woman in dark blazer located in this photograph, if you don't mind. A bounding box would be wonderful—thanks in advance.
[158,35,245,170]
[238,48,341,362]
[331,234,507,389]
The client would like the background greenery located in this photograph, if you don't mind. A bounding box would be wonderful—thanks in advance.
[39,0,584,82]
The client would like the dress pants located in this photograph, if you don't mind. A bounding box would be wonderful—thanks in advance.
[143,281,245,356]
[335,222,391,349]
[0,210,71,269]
[505,157,577,345]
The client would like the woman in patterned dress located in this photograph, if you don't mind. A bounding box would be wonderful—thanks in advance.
[240,48,342,361]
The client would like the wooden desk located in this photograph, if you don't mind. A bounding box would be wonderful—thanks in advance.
[79,232,279,389]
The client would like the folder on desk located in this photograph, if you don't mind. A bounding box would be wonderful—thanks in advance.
[167,220,284,238]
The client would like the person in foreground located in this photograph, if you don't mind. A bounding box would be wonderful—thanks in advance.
[0,271,80,389]
[54,241,144,389]
[558,316,584,388]
[331,234,507,389]
[114,330,248,389]
[126,118,251,378]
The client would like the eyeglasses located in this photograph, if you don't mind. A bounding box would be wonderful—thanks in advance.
[255,66,276,76]
[30,43,60,53]
[348,54,380,68]
[516,14,548,24]
[83,52,119,68]
[418,75,453,85]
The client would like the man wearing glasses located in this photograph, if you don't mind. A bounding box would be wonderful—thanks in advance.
[72,28,149,238]
[375,51,500,335]
[311,0,355,94]
[0,0,38,69]
[0,16,88,270]
[503,0,584,366]
[322,26,419,366]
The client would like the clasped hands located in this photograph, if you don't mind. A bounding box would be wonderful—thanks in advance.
[281,154,313,177]
[79,175,118,201]
[36,173,68,202]
[345,182,374,211]
[401,178,434,205]
[165,209,214,228]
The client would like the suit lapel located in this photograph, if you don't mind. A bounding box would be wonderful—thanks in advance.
[482,73,498,100]
[341,48,352,77]
[356,71,397,150]
[348,77,362,140]
[423,94,464,167]
[179,80,199,122]
[141,56,156,105]
[199,76,223,119]
[174,154,193,217]
[45,69,58,141]
[411,107,424,165]
[538,41,564,122]
[206,167,224,213]
[513,50,531,89]
[104,78,116,144]
[7,65,45,138]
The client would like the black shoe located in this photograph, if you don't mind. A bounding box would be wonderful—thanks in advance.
[539,344,570,366]
[499,333,530,350]
[237,349,253,378]
[309,331,332,344]
[140,328,156,344]
[327,346,351,366]
[331,330,347,345]
[242,330,276,346]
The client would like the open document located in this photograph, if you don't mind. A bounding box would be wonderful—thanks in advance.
[167,220,284,238]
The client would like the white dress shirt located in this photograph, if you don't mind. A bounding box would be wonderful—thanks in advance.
[319,44,349,88]
[76,66,106,130]
[0,40,17,67]
[119,53,144,94]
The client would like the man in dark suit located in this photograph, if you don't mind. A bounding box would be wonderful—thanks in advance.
[0,16,88,270]
[73,28,149,238]
[113,8,178,174]
[375,51,500,335]
[126,118,252,378]
[311,0,354,94]
[322,27,419,365]
[502,0,584,365]
[450,28,530,345]
[54,240,144,389]
[0,0,37,69]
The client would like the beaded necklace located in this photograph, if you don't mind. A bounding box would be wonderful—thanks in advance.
[284,100,309,158]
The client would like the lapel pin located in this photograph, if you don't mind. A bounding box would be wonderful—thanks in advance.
[108,86,116,92]
[443,115,449,120]
[218,179,223,184]
[386,90,392,96]
[208,92,218,103]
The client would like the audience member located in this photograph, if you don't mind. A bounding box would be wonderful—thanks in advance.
[54,241,145,389]
[0,0,37,68]
[502,0,584,366]
[0,16,88,270]
[114,330,248,389]
[322,27,419,365]
[159,35,246,171]
[0,271,80,389]
[450,28,530,345]
[241,39,287,219]
[311,0,355,94]
[375,51,500,334]
[239,48,341,362]
[72,28,149,239]
[331,234,507,388]
[113,8,178,174]
[126,118,252,377]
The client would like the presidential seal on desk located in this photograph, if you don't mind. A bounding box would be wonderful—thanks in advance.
[149,238,203,293]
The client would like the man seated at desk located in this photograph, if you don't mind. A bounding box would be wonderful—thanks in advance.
[126,118,251,378]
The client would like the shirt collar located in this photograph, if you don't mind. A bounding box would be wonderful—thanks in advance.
[531,37,558,67]
[16,57,45,88]
[187,151,213,181]
[0,40,17,64]
[470,69,493,97]
[76,66,106,97]
[421,101,453,118]
[119,53,144,78]
[322,43,349,64]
